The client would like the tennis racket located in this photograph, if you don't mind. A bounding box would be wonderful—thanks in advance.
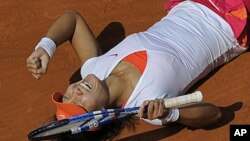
[28,91,203,141]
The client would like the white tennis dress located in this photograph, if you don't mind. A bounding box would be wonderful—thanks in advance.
[80,1,247,125]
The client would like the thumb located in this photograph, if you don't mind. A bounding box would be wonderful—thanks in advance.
[40,55,49,74]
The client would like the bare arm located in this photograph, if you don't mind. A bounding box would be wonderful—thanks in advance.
[138,100,222,128]
[45,10,101,63]
[27,10,101,79]
[175,103,222,128]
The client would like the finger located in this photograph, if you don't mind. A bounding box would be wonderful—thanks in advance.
[40,66,47,75]
[27,57,40,64]
[158,99,165,118]
[32,73,41,79]
[28,68,43,75]
[138,100,149,118]
[27,62,42,70]
[28,68,37,75]
[147,100,154,120]
[40,56,49,74]
[153,99,160,119]
[36,68,44,74]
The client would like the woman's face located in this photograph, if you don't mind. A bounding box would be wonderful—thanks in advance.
[62,74,109,112]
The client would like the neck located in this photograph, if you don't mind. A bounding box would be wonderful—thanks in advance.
[105,73,124,108]
[105,61,142,108]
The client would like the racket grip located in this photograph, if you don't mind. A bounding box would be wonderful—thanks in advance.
[163,91,203,108]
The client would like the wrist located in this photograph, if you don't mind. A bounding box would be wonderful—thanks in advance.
[161,107,180,125]
[35,37,56,58]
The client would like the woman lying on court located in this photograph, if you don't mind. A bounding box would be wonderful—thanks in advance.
[26,0,249,129]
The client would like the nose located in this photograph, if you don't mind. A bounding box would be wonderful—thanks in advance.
[73,85,84,96]
[64,86,82,103]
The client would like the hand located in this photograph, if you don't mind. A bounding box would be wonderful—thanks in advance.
[138,99,169,120]
[26,48,50,79]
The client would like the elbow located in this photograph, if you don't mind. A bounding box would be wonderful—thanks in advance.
[204,105,222,125]
[178,103,222,129]
[213,106,222,122]
[63,10,81,17]
[194,105,222,129]
[192,104,222,129]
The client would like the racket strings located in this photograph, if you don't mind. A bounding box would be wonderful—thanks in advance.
[34,121,86,138]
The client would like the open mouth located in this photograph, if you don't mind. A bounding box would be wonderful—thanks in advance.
[79,82,92,92]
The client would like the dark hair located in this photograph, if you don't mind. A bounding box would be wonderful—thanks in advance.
[54,115,138,141]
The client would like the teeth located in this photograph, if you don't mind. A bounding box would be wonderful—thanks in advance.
[79,82,92,92]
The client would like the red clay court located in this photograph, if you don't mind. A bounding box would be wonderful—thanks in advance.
[0,0,249,141]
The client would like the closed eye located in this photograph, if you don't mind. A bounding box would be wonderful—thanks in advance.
[62,96,71,103]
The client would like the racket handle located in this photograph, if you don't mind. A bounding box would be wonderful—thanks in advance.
[163,91,203,108]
